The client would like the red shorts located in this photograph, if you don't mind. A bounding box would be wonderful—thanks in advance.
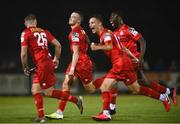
[33,58,56,89]
[105,58,137,85]
[66,56,93,85]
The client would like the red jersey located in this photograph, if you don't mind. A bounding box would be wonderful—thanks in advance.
[113,24,142,58]
[100,28,133,70]
[21,26,54,65]
[100,28,123,64]
[69,26,88,54]
[67,26,93,84]
[68,26,89,61]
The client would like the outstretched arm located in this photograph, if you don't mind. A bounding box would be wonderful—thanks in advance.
[91,42,112,51]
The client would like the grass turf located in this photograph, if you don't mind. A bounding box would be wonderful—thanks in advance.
[0,95,179,123]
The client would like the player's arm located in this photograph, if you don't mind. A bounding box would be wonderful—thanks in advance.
[50,39,61,69]
[138,36,146,62]
[121,44,140,63]
[69,45,79,76]
[21,46,30,76]
[81,30,91,45]
[91,42,112,51]
[129,27,146,63]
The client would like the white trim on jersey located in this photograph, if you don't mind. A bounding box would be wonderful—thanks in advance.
[72,32,79,42]
[114,34,122,49]
[104,33,111,42]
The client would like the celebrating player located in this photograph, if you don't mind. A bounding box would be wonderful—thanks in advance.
[45,11,105,120]
[20,14,81,122]
[89,15,171,121]
[109,10,177,107]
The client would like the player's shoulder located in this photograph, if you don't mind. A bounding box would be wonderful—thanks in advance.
[126,25,140,36]
[21,28,31,37]
[121,24,130,30]
[22,28,30,33]
[103,28,113,36]
[123,24,136,32]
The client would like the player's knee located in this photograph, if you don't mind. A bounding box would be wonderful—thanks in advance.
[43,90,51,96]
[31,87,41,95]
[131,86,140,94]
[84,84,96,93]
[85,87,95,93]
[100,84,109,92]
[132,90,139,94]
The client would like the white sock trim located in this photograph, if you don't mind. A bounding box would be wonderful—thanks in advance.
[166,88,170,95]
[110,103,116,110]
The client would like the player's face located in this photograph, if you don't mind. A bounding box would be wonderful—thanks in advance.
[69,12,80,25]
[89,17,100,34]
[110,13,119,28]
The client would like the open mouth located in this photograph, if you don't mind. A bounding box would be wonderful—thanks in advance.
[110,21,115,27]
[91,27,95,30]
[90,27,95,33]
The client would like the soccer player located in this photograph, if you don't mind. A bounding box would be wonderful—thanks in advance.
[20,14,82,123]
[89,15,171,121]
[109,10,177,107]
[45,11,104,120]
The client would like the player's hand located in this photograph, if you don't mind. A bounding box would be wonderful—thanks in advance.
[91,42,98,51]
[132,57,140,64]
[68,68,74,80]
[53,58,59,69]
[23,66,30,77]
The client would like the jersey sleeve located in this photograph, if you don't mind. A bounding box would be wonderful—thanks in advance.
[21,31,28,46]
[71,32,80,45]
[128,27,142,42]
[103,32,112,44]
[45,30,55,43]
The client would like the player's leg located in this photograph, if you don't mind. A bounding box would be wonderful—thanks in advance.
[149,81,177,106]
[83,76,105,93]
[60,75,83,113]
[46,75,73,119]
[109,83,118,115]
[31,83,45,122]
[138,69,177,106]
[45,75,82,119]
[127,80,171,112]
[92,78,116,121]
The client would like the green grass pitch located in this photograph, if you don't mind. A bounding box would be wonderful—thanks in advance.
[0,95,180,123]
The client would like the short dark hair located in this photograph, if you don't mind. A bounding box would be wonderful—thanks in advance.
[73,11,84,22]
[24,13,36,21]
[90,14,103,23]
[111,10,123,17]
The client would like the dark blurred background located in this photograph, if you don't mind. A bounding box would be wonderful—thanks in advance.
[0,0,179,73]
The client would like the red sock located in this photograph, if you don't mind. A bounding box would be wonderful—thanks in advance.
[140,86,160,100]
[58,91,70,112]
[34,93,44,118]
[93,76,105,89]
[51,90,63,99]
[149,81,166,93]
[109,88,118,104]
[102,91,110,110]
[68,95,78,104]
